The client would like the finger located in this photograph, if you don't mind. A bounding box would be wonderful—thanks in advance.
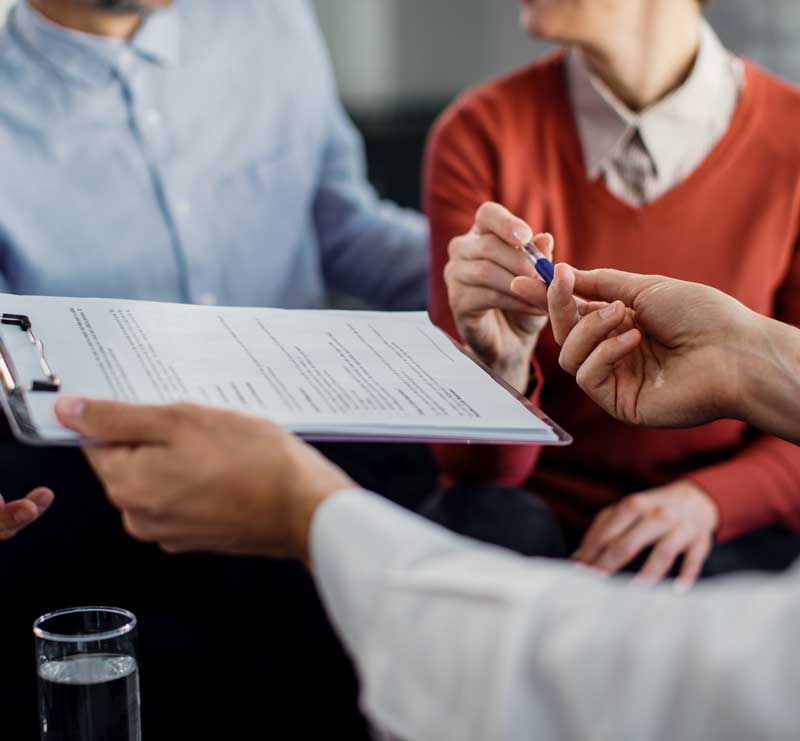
[56,397,176,444]
[26,487,55,514]
[636,529,691,584]
[571,508,613,562]
[571,268,661,307]
[577,301,610,316]
[509,275,549,312]
[591,514,673,574]
[120,511,160,543]
[511,282,606,317]
[456,259,538,300]
[160,541,191,555]
[574,504,644,565]
[473,202,533,246]
[574,329,642,394]
[84,446,169,515]
[459,233,539,281]
[454,286,549,317]
[676,538,712,588]
[82,445,139,487]
[0,498,39,539]
[547,263,581,345]
[558,301,628,376]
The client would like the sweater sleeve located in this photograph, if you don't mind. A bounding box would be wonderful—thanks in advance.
[686,238,800,542]
[423,103,543,487]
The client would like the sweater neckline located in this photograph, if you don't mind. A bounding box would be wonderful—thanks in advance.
[550,56,763,220]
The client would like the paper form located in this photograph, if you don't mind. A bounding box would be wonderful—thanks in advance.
[0,295,569,445]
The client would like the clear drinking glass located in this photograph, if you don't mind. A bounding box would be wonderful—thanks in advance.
[33,607,141,741]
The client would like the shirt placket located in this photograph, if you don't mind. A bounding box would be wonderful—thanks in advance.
[113,54,203,305]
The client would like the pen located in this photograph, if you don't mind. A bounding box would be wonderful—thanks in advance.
[522,241,555,286]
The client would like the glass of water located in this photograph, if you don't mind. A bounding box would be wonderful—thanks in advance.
[34,607,141,741]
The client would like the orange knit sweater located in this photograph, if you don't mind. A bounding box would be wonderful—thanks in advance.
[425,53,800,541]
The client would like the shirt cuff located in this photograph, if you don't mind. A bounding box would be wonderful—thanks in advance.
[310,489,461,659]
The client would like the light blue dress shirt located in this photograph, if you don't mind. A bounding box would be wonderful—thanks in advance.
[0,0,428,309]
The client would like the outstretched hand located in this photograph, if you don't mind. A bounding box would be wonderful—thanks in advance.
[513,264,751,428]
[0,488,54,541]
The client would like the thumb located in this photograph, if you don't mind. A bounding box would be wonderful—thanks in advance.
[548,263,581,346]
[571,268,659,307]
[55,397,173,444]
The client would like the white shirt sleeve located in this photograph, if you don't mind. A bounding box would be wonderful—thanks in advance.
[311,490,800,741]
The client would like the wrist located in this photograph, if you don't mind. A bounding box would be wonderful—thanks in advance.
[491,340,539,395]
[461,344,533,395]
[685,481,720,532]
[492,358,531,395]
[722,309,772,421]
[284,441,355,564]
[736,314,795,419]
[286,488,330,566]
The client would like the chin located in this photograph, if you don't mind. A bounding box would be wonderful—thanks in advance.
[519,4,560,42]
[86,0,174,12]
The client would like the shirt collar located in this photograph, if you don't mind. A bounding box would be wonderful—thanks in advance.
[566,19,741,181]
[11,0,180,88]
[132,3,180,66]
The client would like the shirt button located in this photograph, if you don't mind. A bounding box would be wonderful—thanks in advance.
[144,109,162,128]
[175,199,193,219]
[199,293,218,306]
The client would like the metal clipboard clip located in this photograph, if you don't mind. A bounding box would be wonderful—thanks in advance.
[0,313,61,394]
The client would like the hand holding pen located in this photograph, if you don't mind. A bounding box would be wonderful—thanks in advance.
[444,202,554,393]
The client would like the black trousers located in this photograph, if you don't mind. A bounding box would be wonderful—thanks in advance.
[0,433,437,741]
[419,484,800,577]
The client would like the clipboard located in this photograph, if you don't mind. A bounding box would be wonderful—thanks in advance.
[0,299,573,449]
[0,313,64,446]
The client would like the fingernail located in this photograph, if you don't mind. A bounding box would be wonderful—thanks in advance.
[30,490,54,509]
[618,329,639,345]
[56,397,86,421]
[13,508,35,524]
[599,302,618,319]
[513,227,531,244]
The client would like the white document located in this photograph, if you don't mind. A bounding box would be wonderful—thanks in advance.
[0,295,569,446]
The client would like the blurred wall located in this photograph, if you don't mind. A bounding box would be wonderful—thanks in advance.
[2,0,798,206]
[1,1,798,97]
[314,0,800,113]
[313,0,800,207]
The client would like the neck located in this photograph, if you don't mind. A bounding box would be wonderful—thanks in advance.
[581,4,702,111]
[29,0,144,39]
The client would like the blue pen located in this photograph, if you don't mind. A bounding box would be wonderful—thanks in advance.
[523,242,555,286]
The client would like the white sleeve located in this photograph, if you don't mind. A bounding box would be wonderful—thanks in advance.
[311,490,800,741]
